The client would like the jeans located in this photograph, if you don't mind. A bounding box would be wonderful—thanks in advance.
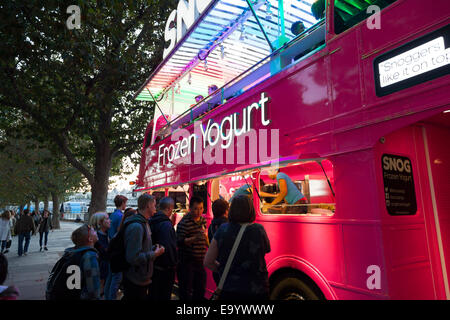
[121,275,148,300]
[39,231,49,247]
[148,267,176,300]
[104,271,122,300]
[1,240,7,252]
[18,232,31,256]
[177,258,206,301]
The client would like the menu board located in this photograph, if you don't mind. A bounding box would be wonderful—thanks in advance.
[382,154,417,215]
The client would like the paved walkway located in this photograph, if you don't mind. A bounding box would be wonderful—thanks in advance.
[3,221,82,300]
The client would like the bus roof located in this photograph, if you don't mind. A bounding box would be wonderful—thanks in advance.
[134,0,319,116]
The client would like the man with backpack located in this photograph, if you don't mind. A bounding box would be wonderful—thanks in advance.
[148,197,177,300]
[122,193,164,300]
[46,224,100,300]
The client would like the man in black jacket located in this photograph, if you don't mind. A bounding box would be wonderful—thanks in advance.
[14,209,35,257]
[148,197,177,300]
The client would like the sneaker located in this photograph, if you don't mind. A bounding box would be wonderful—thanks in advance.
[3,250,9,254]
[24,252,27,256]
[44,247,48,251]
[40,247,43,252]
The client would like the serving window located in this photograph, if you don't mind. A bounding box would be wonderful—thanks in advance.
[259,159,335,216]
[210,172,256,204]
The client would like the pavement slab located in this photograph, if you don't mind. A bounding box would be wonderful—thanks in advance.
[3,221,82,300]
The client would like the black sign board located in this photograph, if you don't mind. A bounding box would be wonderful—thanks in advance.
[374,24,450,97]
[381,154,417,215]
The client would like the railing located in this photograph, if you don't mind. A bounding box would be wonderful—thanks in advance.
[62,210,88,222]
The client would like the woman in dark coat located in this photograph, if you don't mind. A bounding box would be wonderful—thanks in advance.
[38,210,53,251]
[204,195,271,300]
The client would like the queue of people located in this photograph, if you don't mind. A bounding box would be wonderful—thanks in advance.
[2,188,273,300]
[41,188,271,301]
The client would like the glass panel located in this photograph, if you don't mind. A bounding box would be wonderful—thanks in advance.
[211,172,256,203]
[333,0,398,34]
[260,159,336,215]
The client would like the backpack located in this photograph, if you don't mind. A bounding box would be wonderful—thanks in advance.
[45,247,97,300]
[107,220,147,273]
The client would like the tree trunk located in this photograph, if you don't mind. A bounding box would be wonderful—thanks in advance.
[87,143,112,221]
[27,201,31,211]
[19,204,24,215]
[34,199,39,214]
[44,195,49,211]
[51,192,60,229]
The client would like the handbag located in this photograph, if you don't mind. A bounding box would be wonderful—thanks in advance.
[210,223,248,300]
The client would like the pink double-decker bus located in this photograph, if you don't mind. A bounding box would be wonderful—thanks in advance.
[134,0,450,299]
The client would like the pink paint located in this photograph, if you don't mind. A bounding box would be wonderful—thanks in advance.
[137,0,450,299]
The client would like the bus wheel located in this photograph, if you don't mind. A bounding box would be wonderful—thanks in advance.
[270,275,323,300]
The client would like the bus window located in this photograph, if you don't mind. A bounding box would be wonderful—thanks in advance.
[260,159,336,215]
[212,172,256,205]
[333,0,397,34]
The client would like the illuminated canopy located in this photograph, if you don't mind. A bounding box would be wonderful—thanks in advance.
[134,0,319,116]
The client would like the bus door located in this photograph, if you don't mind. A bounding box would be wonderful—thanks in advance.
[415,113,450,300]
[376,113,450,299]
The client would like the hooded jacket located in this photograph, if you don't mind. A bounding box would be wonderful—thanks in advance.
[123,213,156,286]
[149,211,177,269]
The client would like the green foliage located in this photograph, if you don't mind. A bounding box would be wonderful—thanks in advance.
[0,134,87,207]
[0,0,176,210]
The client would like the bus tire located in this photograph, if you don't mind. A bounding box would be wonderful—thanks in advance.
[270,274,323,300]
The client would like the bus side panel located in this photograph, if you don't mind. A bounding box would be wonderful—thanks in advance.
[261,220,343,287]
[341,224,386,296]
[333,151,387,297]
[360,0,448,53]
[413,120,450,298]
[328,28,363,117]
[376,125,439,299]
[422,122,450,292]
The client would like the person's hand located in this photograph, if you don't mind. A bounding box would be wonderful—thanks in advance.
[154,244,165,257]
